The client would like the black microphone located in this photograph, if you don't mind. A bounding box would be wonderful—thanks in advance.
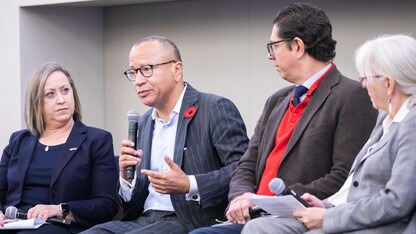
[249,206,270,219]
[268,178,309,207]
[126,110,140,180]
[5,206,71,225]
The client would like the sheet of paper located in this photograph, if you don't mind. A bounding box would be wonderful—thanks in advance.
[250,194,306,217]
[1,218,46,230]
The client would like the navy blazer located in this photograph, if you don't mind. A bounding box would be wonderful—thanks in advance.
[122,84,249,231]
[0,121,119,228]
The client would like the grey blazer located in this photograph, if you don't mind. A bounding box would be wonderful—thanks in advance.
[230,66,378,200]
[323,107,416,233]
[121,83,249,231]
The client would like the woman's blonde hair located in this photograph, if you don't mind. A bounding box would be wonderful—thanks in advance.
[24,62,82,136]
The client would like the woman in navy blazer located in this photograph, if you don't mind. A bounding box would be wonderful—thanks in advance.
[0,62,119,233]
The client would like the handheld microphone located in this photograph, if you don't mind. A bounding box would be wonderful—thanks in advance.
[5,206,71,225]
[268,178,309,207]
[126,110,140,180]
[249,206,269,219]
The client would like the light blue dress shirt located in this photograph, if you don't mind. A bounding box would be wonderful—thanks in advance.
[119,84,200,212]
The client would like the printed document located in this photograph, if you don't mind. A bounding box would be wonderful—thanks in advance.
[250,194,306,217]
[1,218,46,229]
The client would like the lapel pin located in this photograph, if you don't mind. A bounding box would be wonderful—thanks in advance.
[69,148,77,151]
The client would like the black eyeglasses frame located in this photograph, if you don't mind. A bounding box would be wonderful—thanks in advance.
[124,60,176,81]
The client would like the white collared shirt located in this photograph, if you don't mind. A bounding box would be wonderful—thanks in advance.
[296,63,332,102]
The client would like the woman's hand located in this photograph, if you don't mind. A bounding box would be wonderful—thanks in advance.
[293,207,326,229]
[27,204,61,222]
[0,211,6,227]
[301,193,325,208]
[293,193,326,230]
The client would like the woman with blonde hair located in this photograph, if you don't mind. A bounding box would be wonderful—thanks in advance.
[0,62,119,233]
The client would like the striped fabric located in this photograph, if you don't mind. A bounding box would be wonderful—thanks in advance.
[84,83,249,233]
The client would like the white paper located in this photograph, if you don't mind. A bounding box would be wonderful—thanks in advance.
[1,218,47,230]
[250,194,306,217]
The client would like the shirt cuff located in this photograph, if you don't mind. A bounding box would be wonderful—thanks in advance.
[186,175,200,202]
[119,177,134,202]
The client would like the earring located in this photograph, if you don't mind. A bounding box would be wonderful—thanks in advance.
[388,96,392,115]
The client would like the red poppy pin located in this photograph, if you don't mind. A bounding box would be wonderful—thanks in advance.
[184,107,197,118]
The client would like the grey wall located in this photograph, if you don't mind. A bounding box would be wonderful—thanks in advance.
[103,0,416,151]
[0,1,20,149]
[1,0,415,153]
[20,6,105,127]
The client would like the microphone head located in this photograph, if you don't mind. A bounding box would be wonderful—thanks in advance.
[268,178,286,195]
[5,206,18,219]
[126,110,140,123]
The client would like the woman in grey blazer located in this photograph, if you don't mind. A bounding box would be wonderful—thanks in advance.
[241,34,416,233]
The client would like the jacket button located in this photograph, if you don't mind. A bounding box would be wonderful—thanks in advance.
[51,190,58,196]
[353,181,359,187]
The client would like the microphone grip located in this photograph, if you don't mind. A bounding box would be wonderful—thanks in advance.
[126,166,135,180]
[14,210,71,226]
[16,212,28,220]
[249,206,269,219]
[47,217,72,225]
[126,121,138,180]
[288,189,309,207]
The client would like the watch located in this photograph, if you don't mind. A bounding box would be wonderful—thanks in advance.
[59,203,70,219]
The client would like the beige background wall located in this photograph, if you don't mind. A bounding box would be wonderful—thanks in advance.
[1,1,21,150]
[1,0,415,153]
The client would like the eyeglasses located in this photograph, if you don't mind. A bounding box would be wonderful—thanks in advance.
[358,75,384,85]
[358,76,366,84]
[124,60,176,81]
[266,39,292,57]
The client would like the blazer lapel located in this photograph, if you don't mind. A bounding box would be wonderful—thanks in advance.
[284,68,340,159]
[351,122,395,174]
[18,136,37,187]
[138,114,154,171]
[50,121,86,187]
[349,112,387,174]
[174,84,198,167]
[132,114,154,191]
[258,94,291,175]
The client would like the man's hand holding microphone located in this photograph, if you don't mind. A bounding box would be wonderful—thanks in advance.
[120,110,190,194]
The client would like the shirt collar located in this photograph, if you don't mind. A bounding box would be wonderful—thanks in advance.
[382,96,412,130]
[151,83,188,120]
[301,63,332,89]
